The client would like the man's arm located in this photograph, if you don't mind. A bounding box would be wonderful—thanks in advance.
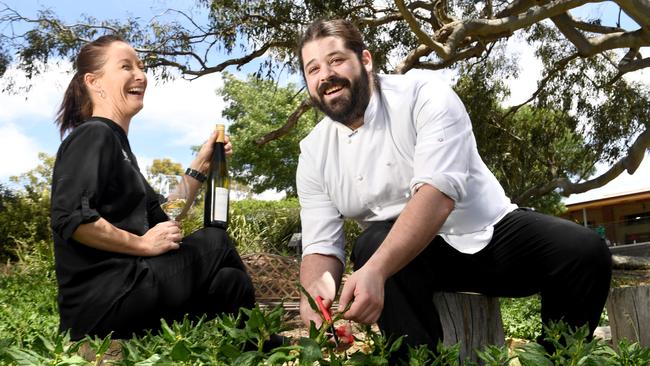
[337,184,454,323]
[299,253,344,327]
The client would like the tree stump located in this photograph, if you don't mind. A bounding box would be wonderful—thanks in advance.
[433,292,504,365]
[606,285,650,347]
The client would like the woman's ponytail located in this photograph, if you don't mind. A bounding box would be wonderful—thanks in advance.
[55,34,125,138]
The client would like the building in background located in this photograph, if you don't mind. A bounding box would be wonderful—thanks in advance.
[563,188,650,246]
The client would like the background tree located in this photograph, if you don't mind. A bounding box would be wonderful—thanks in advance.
[146,158,184,178]
[0,153,53,261]
[220,72,319,196]
[1,0,648,205]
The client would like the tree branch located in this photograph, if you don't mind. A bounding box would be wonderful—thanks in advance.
[395,0,451,58]
[514,127,650,202]
[505,53,579,117]
[141,40,291,77]
[255,99,313,145]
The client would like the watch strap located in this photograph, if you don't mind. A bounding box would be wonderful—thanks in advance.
[185,168,207,183]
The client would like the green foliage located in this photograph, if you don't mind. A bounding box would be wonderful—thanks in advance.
[0,153,53,262]
[228,198,301,255]
[500,296,542,340]
[526,24,649,166]
[2,257,650,365]
[2,0,649,207]
[146,158,183,178]
[454,55,595,213]
[0,263,58,353]
[176,197,363,258]
[220,72,319,196]
[515,322,615,366]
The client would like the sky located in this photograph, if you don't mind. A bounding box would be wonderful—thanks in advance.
[0,0,649,203]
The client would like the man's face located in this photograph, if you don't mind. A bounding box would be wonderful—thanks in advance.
[301,36,373,127]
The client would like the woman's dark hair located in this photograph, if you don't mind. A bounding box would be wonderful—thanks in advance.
[55,34,125,137]
[296,19,367,77]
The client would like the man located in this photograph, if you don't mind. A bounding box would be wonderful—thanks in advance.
[296,18,612,353]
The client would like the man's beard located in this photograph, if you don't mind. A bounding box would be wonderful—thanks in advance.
[310,68,371,127]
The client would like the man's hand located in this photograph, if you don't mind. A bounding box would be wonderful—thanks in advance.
[300,295,331,328]
[337,265,386,324]
[299,254,343,328]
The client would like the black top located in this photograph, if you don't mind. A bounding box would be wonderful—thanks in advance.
[50,117,167,338]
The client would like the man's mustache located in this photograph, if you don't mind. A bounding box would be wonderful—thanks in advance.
[318,76,350,96]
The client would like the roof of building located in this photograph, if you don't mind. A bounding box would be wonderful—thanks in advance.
[564,187,650,211]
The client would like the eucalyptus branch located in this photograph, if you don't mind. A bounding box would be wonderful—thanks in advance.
[515,128,650,201]
[357,13,403,27]
[416,43,487,71]
[395,44,432,74]
[505,53,579,117]
[255,99,313,146]
[395,0,450,57]
[608,56,650,84]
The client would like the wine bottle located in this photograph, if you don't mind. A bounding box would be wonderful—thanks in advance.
[204,124,230,229]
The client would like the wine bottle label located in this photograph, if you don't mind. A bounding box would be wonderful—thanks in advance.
[211,187,229,222]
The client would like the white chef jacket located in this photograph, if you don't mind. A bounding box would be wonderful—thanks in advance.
[297,70,517,266]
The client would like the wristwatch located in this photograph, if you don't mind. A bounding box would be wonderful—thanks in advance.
[185,168,207,183]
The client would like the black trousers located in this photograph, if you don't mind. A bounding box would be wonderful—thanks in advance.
[92,227,255,339]
[351,208,612,349]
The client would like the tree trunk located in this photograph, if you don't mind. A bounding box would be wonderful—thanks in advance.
[433,292,504,365]
[611,255,650,270]
[606,285,650,347]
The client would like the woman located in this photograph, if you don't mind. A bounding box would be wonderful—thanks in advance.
[50,35,255,340]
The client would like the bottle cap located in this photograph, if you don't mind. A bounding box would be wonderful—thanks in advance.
[216,124,225,143]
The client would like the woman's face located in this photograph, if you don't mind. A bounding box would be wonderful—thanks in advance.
[92,41,147,121]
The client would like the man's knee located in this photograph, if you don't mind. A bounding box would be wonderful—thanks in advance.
[572,227,612,272]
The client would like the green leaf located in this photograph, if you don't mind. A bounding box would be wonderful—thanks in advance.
[298,337,323,364]
[97,333,113,354]
[265,348,299,364]
[515,343,553,366]
[388,335,404,355]
[298,282,320,314]
[159,319,176,342]
[170,340,192,361]
[219,342,242,359]
[233,351,262,366]
[134,354,163,366]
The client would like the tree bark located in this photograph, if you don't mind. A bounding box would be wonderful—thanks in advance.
[606,285,650,347]
[433,292,504,365]
[612,255,650,270]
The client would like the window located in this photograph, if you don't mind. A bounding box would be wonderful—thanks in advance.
[623,212,650,226]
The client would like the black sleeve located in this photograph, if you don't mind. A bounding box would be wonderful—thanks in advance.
[50,123,119,241]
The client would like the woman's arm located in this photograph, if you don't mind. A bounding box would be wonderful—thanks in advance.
[72,218,181,256]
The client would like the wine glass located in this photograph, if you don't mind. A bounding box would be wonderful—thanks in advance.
[155,174,192,221]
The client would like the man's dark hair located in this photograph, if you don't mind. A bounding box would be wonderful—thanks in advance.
[296,19,367,77]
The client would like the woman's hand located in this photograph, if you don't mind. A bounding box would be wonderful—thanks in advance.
[139,221,182,256]
[191,128,233,175]
[72,218,181,257]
